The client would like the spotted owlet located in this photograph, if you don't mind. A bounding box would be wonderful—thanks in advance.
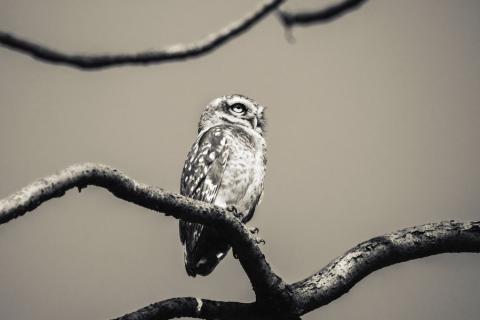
[179,94,267,277]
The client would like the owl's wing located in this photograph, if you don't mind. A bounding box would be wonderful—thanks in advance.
[180,128,229,202]
[242,190,263,223]
[179,127,230,272]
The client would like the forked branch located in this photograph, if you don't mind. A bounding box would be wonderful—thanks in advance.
[0,163,478,319]
[0,163,288,311]
[0,0,370,70]
[0,0,285,69]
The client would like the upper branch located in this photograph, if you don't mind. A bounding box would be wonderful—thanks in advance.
[0,0,285,70]
[0,163,289,306]
[290,220,480,315]
[278,0,368,27]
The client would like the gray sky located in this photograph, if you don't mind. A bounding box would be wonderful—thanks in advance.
[0,1,479,319]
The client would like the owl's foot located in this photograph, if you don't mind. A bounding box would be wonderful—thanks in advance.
[249,227,259,234]
[226,206,242,219]
[232,227,264,259]
[254,236,266,245]
[248,227,265,245]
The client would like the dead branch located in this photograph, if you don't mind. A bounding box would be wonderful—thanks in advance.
[291,220,480,314]
[0,0,372,70]
[0,163,289,312]
[113,297,255,320]
[278,0,368,27]
[0,0,285,70]
[0,163,478,319]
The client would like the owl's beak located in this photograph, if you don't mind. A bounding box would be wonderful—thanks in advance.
[250,117,257,129]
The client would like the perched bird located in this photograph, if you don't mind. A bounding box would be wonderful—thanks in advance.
[179,94,267,277]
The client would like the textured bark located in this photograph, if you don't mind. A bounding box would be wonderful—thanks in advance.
[0,163,288,309]
[0,0,372,70]
[0,0,285,69]
[291,221,480,315]
[0,163,478,319]
[278,0,368,27]
[113,297,255,320]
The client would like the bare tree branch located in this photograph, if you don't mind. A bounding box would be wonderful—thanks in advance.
[0,163,290,311]
[0,164,478,319]
[278,0,368,27]
[0,0,285,70]
[291,220,480,315]
[113,297,256,320]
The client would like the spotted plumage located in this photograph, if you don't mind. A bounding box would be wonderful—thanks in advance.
[179,94,267,277]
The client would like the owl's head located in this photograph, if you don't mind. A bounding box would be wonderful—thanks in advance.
[198,94,266,135]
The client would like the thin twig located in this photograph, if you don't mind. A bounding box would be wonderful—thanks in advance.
[278,0,368,27]
[0,0,285,69]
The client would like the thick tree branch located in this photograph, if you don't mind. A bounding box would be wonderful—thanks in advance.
[0,0,285,70]
[113,297,256,320]
[0,164,478,319]
[291,220,480,315]
[278,0,368,27]
[0,163,290,310]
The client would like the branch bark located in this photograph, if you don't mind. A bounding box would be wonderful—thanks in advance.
[291,220,480,315]
[278,0,368,27]
[0,163,290,312]
[0,163,478,319]
[0,0,285,70]
[0,0,373,70]
[113,297,256,320]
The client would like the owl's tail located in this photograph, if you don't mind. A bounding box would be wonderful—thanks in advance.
[180,221,230,277]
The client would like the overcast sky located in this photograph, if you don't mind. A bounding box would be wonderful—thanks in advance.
[0,1,479,319]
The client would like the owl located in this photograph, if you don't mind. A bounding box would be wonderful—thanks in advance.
[179,94,267,277]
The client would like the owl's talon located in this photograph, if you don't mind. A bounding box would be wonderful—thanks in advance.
[249,227,259,234]
[226,205,237,213]
[226,206,242,219]
[255,237,266,245]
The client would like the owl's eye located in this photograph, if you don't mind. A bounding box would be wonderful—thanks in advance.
[229,103,247,115]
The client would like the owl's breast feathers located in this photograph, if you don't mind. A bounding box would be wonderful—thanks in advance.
[215,125,266,222]
[181,124,266,218]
